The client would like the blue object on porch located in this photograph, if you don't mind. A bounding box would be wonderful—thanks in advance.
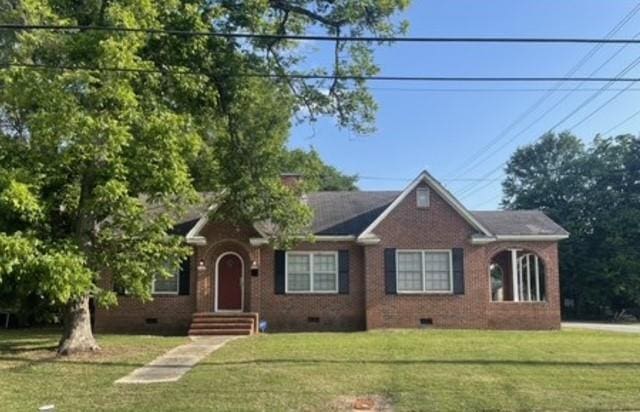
[259,320,268,333]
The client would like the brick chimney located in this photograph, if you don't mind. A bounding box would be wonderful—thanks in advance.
[280,173,303,189]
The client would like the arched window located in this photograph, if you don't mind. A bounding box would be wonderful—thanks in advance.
[489,250,546,302]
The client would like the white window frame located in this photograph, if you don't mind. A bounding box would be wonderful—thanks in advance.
[152,268,180,295]
[396,249,453,294]
[416,187,430,208]
[285,251,339,294]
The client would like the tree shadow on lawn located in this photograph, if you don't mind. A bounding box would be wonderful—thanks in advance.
[200,358,640,369]
[3,354,639,371]
[0,339,58,353]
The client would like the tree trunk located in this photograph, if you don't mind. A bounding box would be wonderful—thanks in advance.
[58,295,100,355]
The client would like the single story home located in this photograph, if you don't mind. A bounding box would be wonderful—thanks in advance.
[95,170,568,335]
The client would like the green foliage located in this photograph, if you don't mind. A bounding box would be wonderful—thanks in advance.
[0,0,405,327]
[503,132,640,318]
[280,148,358,191]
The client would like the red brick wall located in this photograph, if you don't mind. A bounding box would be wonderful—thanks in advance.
[362,182,561,330]
[94,221,258,335]
[196,221,257,313]
[258,241,366,331]
[485,241,561,329]
[93,253,198,335]
[94,183,562,334]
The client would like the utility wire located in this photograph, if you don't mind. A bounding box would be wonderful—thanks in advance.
[568,80,638,130]
[4,24,640,44]
[358,176,502,182]
[454,45,640,196]
[602,107,640,135]
[445,3,640,182]
[368,86,640,93]
[4,63,640,82]
[455,39,640,199]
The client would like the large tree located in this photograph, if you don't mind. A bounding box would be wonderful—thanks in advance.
[280,148,358,191]
[502,132,640,319]
[0,0,409,354]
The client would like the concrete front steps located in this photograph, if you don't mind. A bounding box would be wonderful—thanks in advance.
[188,312,259,336]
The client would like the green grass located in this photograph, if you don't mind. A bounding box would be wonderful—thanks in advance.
[1,329,639,411]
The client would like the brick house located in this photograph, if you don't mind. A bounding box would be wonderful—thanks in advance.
[95,170,568,335]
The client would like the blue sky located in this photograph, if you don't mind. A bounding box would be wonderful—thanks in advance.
[288,0,640,210]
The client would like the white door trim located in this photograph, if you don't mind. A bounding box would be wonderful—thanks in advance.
[214,251,244,312]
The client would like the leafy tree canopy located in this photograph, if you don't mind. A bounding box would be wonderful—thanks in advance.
[502,132,640,319]
[280,148,358,192]
[0,0,408,353]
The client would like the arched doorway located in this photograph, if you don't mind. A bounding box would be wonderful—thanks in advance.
[215,252,244,311]
[489,249,546,302]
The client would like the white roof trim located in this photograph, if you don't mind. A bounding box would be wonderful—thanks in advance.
[249,235,355,246]
[186,236,207,246]
[184,204,217,244]
[249,237,269,247]
[470,234,569,245]
[357,170,493,240]
[356,234,381,245]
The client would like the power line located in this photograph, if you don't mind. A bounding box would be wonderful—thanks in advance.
[602,108,640,135]
[546,55,640,131]
[368,86,640,93]
[4,63,640,82]
[445,3,640,183]
[358,175,502,182]
[5,24,640,44]
[454,40,640,198]
[568,80,638,130]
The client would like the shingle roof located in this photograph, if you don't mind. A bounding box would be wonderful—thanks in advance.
[470,210,569,237]
[305,191,400,235]
[173,191,567,238]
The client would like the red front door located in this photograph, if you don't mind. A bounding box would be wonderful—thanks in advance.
[217,254,242,311]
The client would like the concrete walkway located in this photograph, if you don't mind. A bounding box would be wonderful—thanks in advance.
[116,336,241,384]
[562,322,640,334]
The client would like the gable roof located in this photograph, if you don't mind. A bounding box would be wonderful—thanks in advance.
[173,171,569,242]
[357,170,494,239]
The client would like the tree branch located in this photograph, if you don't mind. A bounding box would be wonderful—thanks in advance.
[268,0,347,28]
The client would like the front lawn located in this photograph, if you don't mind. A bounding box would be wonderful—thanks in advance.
[1,329,638,411]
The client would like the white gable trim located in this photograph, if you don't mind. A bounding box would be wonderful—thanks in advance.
[185,202,218,244]
[357,170,493,240]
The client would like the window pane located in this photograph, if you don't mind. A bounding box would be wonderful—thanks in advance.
[398,270,423,291]
[398,252,423,291]
[417,188,430,207]
[424,252,451,291]
[287,254,311,291]
[398,252,422,271]
[288,254,310,273]
[313,254,336,273]
[154,272,178,293]
[287,273,311,291]
[313,272,337,291]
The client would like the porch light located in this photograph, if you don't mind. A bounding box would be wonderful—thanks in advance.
[251,260,259,270]
[197,259,206,272]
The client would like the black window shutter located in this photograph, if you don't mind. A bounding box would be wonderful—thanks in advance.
[338,250,350,294]
[274,250,286,294]
[179,256,191,295]
[384,248,397,294]
[452,248,465,295]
